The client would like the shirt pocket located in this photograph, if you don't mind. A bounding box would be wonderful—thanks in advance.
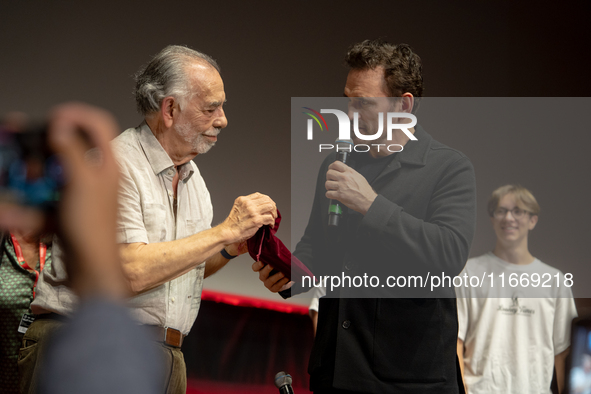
[143,203,167,243]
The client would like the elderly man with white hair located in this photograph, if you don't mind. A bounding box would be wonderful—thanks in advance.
[20,45,277,394]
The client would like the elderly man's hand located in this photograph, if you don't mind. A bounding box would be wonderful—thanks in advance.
[251,261,293,293]
[221,193,277,245]
[325,161,377,215]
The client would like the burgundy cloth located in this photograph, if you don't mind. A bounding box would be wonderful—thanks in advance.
[247,211,313,281]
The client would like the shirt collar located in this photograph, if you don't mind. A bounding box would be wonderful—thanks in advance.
[137,121,195,182]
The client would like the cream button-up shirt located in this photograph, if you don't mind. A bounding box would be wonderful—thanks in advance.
[33,122,213,334]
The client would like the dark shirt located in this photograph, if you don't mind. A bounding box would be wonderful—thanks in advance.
[351,150,397,184]
[0,235,52,394]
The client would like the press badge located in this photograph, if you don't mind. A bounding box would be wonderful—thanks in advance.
[18,313,35,334]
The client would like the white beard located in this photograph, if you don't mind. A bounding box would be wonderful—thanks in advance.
[174,120,219,155]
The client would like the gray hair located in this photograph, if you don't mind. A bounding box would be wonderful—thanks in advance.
[133,45,220,116]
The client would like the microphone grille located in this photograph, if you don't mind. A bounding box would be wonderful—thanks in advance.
[274,371,293,388]
[335,139,353,150]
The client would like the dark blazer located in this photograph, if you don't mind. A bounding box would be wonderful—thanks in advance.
[288,126,476,393]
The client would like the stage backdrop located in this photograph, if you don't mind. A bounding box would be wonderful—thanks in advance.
[1,1,590,303]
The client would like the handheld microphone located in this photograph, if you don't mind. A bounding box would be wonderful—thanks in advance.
[274,371,294,394]
[328,139,354,227]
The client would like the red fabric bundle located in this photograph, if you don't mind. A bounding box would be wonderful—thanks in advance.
[247,210,314,282]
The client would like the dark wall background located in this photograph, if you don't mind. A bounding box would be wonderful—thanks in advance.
[1,1,590,301]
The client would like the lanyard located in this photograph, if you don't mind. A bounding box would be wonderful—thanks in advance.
[10,233,47,299]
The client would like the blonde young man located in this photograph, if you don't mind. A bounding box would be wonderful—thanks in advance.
[457,185,577,394]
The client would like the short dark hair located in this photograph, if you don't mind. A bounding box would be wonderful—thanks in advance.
[345,39,424,99]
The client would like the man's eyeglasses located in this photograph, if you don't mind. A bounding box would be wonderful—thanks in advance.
[493,207,529,219]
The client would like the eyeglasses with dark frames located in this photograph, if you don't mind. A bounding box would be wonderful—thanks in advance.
[493,207,529,219]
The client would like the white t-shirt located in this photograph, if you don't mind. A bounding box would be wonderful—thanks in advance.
[456,252,578,394]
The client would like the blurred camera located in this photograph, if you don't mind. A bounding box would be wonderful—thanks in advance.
[0,122,64,210]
